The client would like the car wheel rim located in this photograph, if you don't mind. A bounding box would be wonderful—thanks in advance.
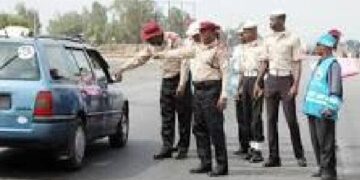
[75,127,85,162]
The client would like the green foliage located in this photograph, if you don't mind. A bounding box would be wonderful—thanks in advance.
[47,12,85,36]
[0,2,41,34]
[167,7,189,37]
[46,0,191,44]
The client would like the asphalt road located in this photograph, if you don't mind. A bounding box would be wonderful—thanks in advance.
[0,60,359,180]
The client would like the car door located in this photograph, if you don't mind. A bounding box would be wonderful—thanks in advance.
[65,47,105,138]
[86,49,122,134]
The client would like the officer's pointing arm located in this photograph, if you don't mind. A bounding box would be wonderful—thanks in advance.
[155,46,195,60]
[115,47,152,74]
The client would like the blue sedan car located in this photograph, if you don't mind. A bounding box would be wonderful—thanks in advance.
[0,36,129,169]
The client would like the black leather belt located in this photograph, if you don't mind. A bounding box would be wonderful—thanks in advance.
[193,80,221,90]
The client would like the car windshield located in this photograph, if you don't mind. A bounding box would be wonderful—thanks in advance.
[0,43,40,80]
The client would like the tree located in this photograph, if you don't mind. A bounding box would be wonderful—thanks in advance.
[0,3,40,34]
[47,12,85,36]
[84,2,108,44]
[15,3,41,34]
[167,7,189,36]
[111,0,157,43]
[0,14,28,29]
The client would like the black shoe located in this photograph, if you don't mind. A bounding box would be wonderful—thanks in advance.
[244,148,254,160]
[208,166,228,177]
[153,150,172,160]
[171,146,178,152]
[297,157,307,167]
[263,158,281,167]
[250,150,264,163]
[190,165,212,174]
[175,151,188,160]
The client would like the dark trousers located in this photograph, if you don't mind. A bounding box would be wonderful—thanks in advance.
[243,77,264,143]
[193,81,228,168]
[264,75,304,159]
[160,75,192,152]
[308,116,337,177]
[235,98,250,150]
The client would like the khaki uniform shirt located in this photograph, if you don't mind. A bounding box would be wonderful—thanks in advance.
[160,39,229,98]
[119,32,188,88]
[239,39,265,72]
[262,31,304,71]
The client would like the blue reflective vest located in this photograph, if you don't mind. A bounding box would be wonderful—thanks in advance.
[303,56,342,120]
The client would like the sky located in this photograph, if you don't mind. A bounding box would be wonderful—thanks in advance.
[0,0,359,43]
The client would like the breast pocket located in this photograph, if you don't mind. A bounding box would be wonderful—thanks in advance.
[203,50,219,69]
[277,42,292,55]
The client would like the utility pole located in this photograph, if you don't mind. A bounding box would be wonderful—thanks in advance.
[33,15,37,36]
[168,0,171,31]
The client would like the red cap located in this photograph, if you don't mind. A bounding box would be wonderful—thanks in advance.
[200,21,220,32]
[141,20,163,41]
[328,29,342,38]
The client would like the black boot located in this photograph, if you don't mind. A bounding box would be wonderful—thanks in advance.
[190,164,212,174]
[250,150,264,163]
[263,157,281,167]
[244,148,254,160]
[208,165,228,177]
[153,148,172,160]
[175,150,188,160]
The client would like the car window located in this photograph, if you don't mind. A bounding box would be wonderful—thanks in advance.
[0,43,40,80]
[45,46,79,80]
[69,49,92,75]
[86,50,107,81]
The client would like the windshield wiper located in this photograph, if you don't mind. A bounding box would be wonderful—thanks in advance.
[0,54,18,70]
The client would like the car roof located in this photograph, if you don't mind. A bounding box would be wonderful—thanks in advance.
[0,36,95,49]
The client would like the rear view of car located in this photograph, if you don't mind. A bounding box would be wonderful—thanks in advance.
[0,41,45,142]
[0,38,130,170]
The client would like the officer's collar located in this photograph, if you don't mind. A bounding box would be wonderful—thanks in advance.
[244,39,260,47]
[272,30,290,39]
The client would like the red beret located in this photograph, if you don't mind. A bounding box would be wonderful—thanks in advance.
[141,20,163,41]
[328,29,342,38]
[200,21,220,32]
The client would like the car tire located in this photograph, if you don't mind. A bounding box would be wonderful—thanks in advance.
[65,121,86,170]
[109,112,129,148]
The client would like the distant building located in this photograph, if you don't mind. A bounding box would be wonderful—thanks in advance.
[0,26,31,37]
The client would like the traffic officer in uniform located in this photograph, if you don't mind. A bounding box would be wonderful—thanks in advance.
[303,34,343,180]
[231,26,249,156]
[254,11,307,167]
[115,21,193,160]
[238,21,265,163]
[154,21,229,177]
